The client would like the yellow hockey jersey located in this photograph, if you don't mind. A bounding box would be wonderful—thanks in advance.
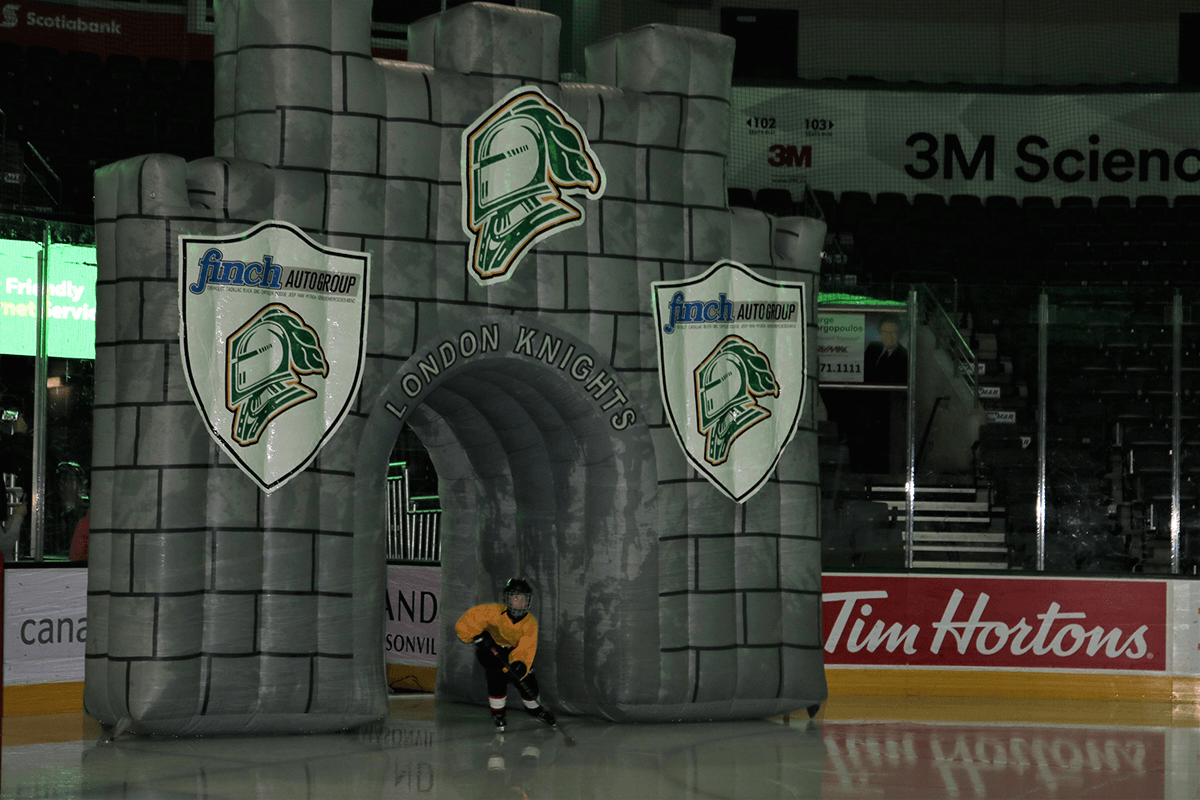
[455,603,539,669]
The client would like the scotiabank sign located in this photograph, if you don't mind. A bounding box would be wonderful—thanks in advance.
[822,574,1166,672]
[0,0,213,60]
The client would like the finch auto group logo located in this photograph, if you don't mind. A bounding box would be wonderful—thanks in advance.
[653,261,807,503]
[226,304,327,446]
[694,335,778,465]
[461,85,605,286]
[179,221,369,494]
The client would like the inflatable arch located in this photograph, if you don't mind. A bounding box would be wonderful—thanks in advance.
[84,0,827,734]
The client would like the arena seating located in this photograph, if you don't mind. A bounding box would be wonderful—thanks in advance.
[726,184,1200,292]
[0,44,215,219]
[743,179,1200,571]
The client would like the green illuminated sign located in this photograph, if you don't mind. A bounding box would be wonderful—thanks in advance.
[0,240,97,359]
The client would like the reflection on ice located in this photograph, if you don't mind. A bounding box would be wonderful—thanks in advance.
[6,698,1195,799]
[75,700,827,799]
[821,720,1171,800]
[372,702,829,799]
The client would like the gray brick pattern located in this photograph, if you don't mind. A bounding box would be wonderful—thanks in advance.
[85,0,826,732]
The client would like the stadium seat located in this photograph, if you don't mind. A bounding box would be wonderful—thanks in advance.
[1060,195,1094,223]
[1128,239,1164,260]
[912,193,947,220]
[24,46,63,82]
[0,43,19,91]
[948,194,984,214]
[809,188,837,225]
[727,187,755,208]
[146,57,183,89]
[104,54,144,97]
[1146,221,1176,244]
[1021,195,1059,225]
[1051,239,1089,260]
[1135,195,1170,217]
[755,187,795,216]
[1096,195,1132,221]
[875,191,910,217]
[64,51,105,89]
[105,53,142,79]
[984,194,1020,218]
[838,190,874,228]
[1089,241,1125,263]
[184,59,214,87]
[1173,196,1200,223]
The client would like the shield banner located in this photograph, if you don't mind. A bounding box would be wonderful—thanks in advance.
[179,220,370,494]
[653,261,807,503]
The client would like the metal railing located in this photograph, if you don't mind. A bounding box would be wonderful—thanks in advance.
[385,462,441,563]
[921,282,978,399]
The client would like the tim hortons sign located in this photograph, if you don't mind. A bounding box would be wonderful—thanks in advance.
[822,575,1166,672]
[179,220,370,493]
[653,260,806,503]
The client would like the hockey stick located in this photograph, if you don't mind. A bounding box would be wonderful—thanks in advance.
[479,642,575,746]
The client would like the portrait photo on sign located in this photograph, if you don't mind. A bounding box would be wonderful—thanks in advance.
[818,309,909,387]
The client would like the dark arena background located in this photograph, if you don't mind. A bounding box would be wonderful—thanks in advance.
[5,0,1199,572]
[4,2,1200,798]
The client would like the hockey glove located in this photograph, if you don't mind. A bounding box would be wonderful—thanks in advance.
[471,631,495,650]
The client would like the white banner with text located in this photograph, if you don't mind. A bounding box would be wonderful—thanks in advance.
[731,87,1200,201]
[3,567,87,685]
[385,565,441,667]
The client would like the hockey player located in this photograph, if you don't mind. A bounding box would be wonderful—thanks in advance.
[456,578,557,732]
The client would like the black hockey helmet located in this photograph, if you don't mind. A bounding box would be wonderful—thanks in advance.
[504,578,533,620]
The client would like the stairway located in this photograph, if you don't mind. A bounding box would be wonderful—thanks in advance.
[869,484,1009,570]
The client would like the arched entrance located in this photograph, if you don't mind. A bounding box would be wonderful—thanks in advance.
[355,315,660,714]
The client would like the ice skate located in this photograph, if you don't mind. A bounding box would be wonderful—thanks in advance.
[492,709,507,732]
[528,707,556,727]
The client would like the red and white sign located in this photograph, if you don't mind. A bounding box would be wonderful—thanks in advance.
[823,574,1167,672]
[0,1,405,62]
[0,1,213,61]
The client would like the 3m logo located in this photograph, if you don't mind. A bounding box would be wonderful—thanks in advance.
[768,144,812,168]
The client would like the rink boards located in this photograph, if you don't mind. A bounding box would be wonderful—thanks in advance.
[6,567,1199,714]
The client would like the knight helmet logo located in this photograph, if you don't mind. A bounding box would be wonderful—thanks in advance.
[226,303,328,446]
[694,335,779,465]
[1,5,19,28]
[462,85,605,285]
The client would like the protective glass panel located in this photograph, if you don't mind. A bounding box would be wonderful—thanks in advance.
[0,215,96,561]
[818,284,910,571]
